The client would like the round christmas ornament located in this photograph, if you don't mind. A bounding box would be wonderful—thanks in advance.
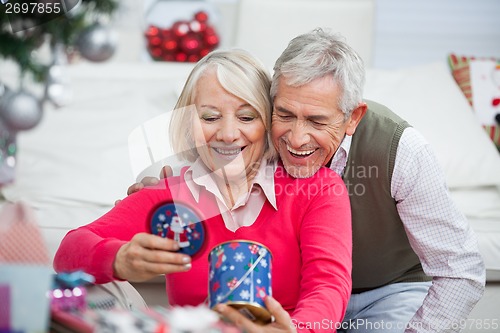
[150,202,205,257]
[76,23,118,62]
[180,32,202,54]
[144,0,220,62]
[208,240,273,325]
[0,89,43,131]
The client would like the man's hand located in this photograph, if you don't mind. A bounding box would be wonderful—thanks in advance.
[115,166,174,205]
[126,176,159,196]
[113,232,191,282]
[214,296,297,333]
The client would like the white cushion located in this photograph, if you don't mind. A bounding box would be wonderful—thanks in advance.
[449,185,500,280]
[364,62,500,189]
[234,0,375,69]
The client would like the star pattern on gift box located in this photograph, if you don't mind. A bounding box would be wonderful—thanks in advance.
[145,10,220,62]
[234,252,245,262]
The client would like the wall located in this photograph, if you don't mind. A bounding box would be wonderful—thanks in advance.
[373,0,500,69]
[16,0,499,69]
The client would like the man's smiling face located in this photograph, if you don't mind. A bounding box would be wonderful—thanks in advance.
[271,76,359,178]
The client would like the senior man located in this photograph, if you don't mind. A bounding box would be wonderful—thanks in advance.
[127,28,485,333]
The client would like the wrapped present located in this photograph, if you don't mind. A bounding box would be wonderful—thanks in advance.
[50,304,243,333]
[49,271,95,313]
[135,305,242,333]
[0,201,52,333]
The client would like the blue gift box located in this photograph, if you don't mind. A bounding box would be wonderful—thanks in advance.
[0,264,53,333]
[208,240,273,324]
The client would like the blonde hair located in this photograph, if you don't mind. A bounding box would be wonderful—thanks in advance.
[169,49,277,162]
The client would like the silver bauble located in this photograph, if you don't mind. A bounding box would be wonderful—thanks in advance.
[62,0,83,18]
[0,90,43,131]
[76,23,118,62]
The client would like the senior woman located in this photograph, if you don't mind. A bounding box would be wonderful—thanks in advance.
[53,49,352,333]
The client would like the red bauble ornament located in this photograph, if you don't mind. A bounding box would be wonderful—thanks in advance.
[194,11,209,23]
[205,26,217,35]
[198,22,208,33]
[204,33,219,48]
[189,20,202,33]
[172,21,191,38]
[180,32,202,54]
[145,10,220,62]
[162,53,176,62]
[148,36,162,47]
[176,52,188,62]
[200,48,210,57]
[160,28,172,38]
[148,46,163,59]
[163,39,178,53]
[188,54,201,62]
[145,25,160,38]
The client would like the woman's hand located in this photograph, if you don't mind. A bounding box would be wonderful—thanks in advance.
[113,232,191,282]
[215,296,297,333]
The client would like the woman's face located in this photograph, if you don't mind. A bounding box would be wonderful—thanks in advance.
[192,69,266,183]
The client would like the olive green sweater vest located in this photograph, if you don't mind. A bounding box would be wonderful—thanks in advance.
[344,100,432,292]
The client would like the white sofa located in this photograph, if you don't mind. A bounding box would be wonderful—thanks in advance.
[1,58,499,280]
[1,1,499,322]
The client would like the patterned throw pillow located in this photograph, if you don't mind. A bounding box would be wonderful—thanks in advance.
[448,54,500,151]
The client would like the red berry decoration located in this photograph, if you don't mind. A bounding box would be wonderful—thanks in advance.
[145,11,220,62]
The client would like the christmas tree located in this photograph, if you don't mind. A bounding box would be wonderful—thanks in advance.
[0,0,119,185]
[0,0,119,81]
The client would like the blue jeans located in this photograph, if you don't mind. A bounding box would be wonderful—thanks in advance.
[338,282,432,333]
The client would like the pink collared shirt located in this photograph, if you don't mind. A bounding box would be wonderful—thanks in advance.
[183,158,278,232]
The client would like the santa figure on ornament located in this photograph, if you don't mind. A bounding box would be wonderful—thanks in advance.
[166,213,192,248]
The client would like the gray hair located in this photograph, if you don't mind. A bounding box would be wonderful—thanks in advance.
[270,28,365,118]
[170,48,277,162]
